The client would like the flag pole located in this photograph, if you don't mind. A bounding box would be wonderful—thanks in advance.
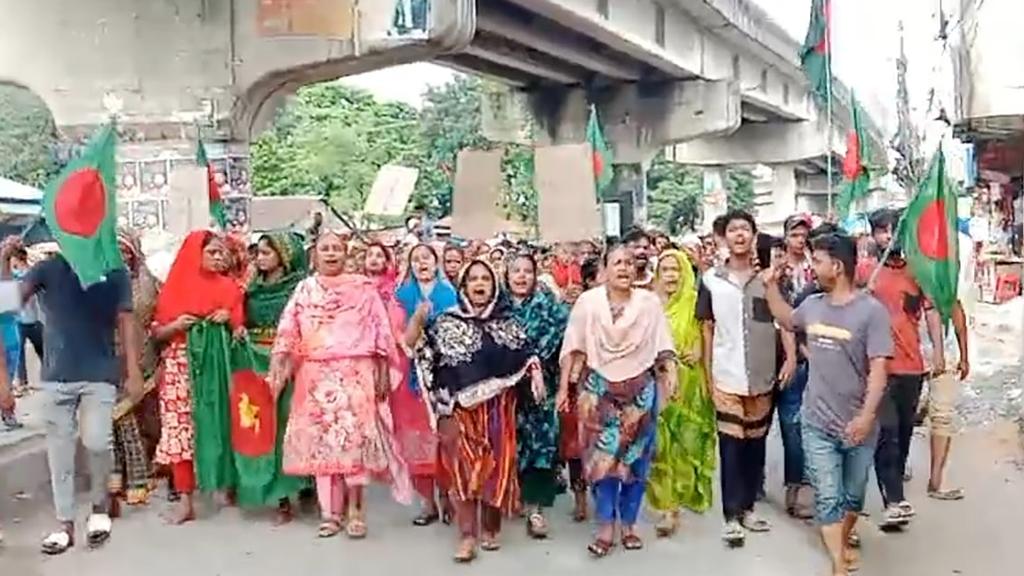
[825,2,834,216]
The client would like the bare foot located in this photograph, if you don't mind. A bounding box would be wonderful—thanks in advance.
[844,547,861,572]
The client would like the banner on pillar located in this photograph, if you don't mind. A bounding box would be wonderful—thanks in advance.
[166,166,210,237]
[450,150,504,240]
[536,144,603,243]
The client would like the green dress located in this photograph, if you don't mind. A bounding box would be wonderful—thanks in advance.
[647,250,717,513]
[236,232,311,507]
[508,286,570,508]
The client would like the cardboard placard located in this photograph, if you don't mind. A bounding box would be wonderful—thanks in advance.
[450,149,504,240]
[536,144,602,242]
[364,164,419,216]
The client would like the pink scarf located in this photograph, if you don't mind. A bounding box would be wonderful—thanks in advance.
[560,286,675,382]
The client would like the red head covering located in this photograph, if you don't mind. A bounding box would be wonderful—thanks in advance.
[551,259,582,289]
[154,230,245,330]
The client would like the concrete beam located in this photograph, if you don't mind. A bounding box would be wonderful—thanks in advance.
[476,5,644,81]
[667,118,848,166]
[463,36,589,85]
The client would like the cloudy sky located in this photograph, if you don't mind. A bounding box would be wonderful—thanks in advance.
[342,0,948,133]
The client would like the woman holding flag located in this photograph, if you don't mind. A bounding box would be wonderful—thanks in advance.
[239,232,311,522]
[152,230,246,525]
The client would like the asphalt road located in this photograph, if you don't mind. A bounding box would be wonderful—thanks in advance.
[2,421,1020,576]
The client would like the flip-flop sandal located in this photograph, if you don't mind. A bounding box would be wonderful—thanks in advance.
[453,538,477,563]
[480,534,501,551]
[317,519,343,538]
[86,514,112,548]
[346,518,367,540]
[655,513,679,537]
[412,511,440,527]
[41,528,75,556]
[927,488,965,501]
[621,534,644,551]
[848,530,861,548]
[740,513,771,533]
[587,538,614,558]
[526,512,549,539]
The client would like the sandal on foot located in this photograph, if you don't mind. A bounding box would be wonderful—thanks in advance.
[927,487,964,501]
[740,511,771,532]
[41,525,74,555]
[317,518,343,538]
[480,533,501,551]
[526,512,549,539]
[86,513,112,548]
[412,510,440,527]
[346,517,367,540]
[722,520,745,547]
[848,529,861,549]
[655,512,679,538]
[453,538,477,563]
[587,538,614,558]
[621,533,644,551]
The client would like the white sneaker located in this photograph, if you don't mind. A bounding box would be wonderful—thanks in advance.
[86,513,112,548]
[880,505,909,529]
[897,500,916,518]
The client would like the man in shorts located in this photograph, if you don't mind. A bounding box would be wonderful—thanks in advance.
[764,233,892,576]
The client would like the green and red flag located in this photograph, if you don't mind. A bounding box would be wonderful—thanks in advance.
[898,150,960,322]
[586,106,614,200]
[41,122,125,286]
[196,140,228,228]
[837,94,871,218]
[800,0,832,103]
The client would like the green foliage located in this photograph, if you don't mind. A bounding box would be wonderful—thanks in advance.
[251,77,537,226]
[0,84,59,188]
[646,154,703,234]
[725,168,756,212]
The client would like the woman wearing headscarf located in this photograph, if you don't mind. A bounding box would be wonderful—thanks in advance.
[555,243,677,557]
[240,232,310,522]
[108,229,163,512]
[152,231,246,525]
[363,242,439,523]
[396,243,459,525]
[646,249,716,537]
[411,259,543,562]
[504,252,570,539]
[269,231,411,540]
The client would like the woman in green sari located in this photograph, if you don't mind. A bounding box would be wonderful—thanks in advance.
[243,232,311,522]
[647,249,716,537]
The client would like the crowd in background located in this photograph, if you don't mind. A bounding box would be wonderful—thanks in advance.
[0,208,970,576]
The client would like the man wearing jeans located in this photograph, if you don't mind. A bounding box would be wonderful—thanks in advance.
[15,251,143,555]
[765,233,892,576]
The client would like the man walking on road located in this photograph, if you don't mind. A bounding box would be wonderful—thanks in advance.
[764,232,892,576]
[7,246,144,555]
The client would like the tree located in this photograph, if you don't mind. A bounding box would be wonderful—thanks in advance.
[0,84,59,188]
[725,168,756,212]
[250,84,424,214]
[646,154,703,234]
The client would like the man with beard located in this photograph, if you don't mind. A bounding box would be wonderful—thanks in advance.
[623,228,654,289]
[862,208,944,530]
[763,232,892,576]
[697,210,779,547]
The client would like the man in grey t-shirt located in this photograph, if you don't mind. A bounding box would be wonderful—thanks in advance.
[764,233,891,576]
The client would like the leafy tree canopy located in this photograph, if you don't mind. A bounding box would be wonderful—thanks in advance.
[0,84,59,188]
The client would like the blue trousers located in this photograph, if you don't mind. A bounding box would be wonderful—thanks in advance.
[592,421,655,525]
[777,362,808,486]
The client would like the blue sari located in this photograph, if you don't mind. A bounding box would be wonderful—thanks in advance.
[396,275,458,392]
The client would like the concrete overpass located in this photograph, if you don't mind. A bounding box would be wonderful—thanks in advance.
[0,0,888,228]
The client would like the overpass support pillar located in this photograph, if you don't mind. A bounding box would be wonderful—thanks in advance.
[701,168,728,233]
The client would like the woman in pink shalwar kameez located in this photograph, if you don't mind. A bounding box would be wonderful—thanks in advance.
[269,232,411,540]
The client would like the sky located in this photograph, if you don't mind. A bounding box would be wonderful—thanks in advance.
[341,0,949,134]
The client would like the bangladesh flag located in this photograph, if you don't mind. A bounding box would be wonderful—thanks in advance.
[41,123,125,286]
[196,141,228,228]
[898,150,959,322]
[800,0,832,103]
[837,95,871,218]
[586,106,614,200]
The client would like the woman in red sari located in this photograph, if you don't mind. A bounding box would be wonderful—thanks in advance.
[152,231,245,524]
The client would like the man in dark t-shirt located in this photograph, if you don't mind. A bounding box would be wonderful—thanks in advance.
[17,254,143,554]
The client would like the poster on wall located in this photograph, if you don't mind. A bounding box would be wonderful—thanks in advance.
[258,0,355,38]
